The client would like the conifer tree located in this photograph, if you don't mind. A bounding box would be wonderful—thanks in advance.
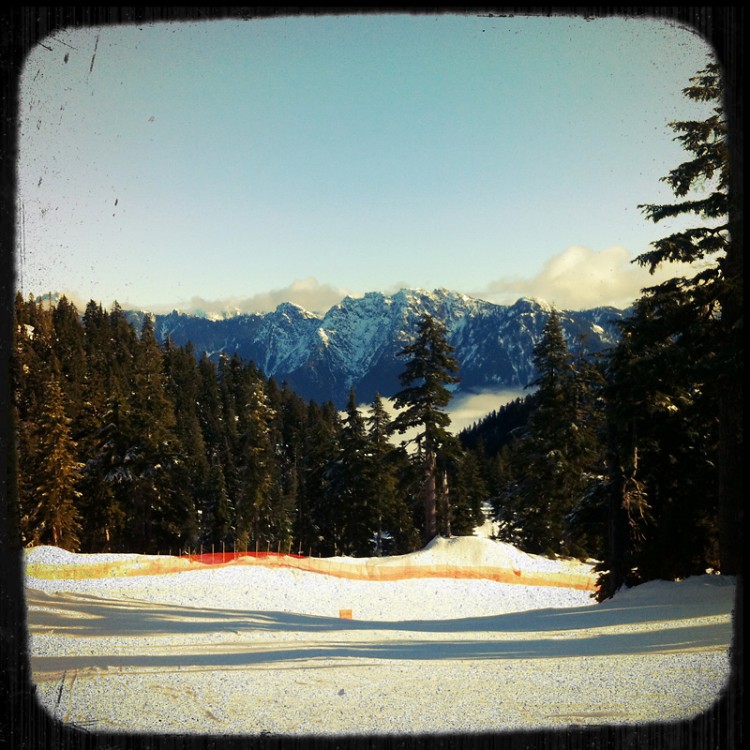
[495,311,602,557]
[26,370,83,550]
[50,295,87,424]
[297,401,341,555]
[78,303,109,425]
[391,314,460,541]
[196,354,227,460]
[70,300,124,550]
[15,295,53,423]
[365,393,417,554]
[264,377,298,553]
[218,354,242,520]
[11,298,81,548]
[499,311,575,553]
[107,302,138,391]
[445,448,487,537]
[75,391,130,552]
[195,354,236,547]
[233,366,288,552]
[78,301,112,439]
[275,383,310,553]
[202,460,234,548]
[326,388,376,555]
[163,342,211,546]
[164,343,209,477]
[598,291,720,596]
[598,63,739,595]
[638,63,740,577]
[127,315,193,551]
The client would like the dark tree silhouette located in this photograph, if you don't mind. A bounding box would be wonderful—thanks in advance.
[391,314,460,541]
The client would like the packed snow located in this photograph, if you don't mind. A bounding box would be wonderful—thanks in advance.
[24,537,735,737]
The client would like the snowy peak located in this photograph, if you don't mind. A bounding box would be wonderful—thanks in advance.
[136,291,627,407]
[274,301,321,321]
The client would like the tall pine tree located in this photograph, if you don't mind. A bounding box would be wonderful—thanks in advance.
[598,63,737,596]
[495,311,603,557]
[391,314,460,542]
[25,368,83,550]
[127,315,194,552]
[326,388,377,555]
[366,393,418,554]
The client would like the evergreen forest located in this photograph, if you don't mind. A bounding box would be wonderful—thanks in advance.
[11,300,486,560]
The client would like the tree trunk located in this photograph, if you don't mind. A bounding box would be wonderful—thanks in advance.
[717,75,743,575]
[441,471,451,537]
[718,380,742,575]
[602,421,633,599]
[423,448,437,541]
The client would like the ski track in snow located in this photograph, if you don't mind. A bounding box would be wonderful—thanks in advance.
[24,537,736,737]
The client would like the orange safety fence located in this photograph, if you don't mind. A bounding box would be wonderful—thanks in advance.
[23,551,299,581]
[25,550,598,591]
[277,557,597,591]
[183,551,306,565]
[24,556,197,581]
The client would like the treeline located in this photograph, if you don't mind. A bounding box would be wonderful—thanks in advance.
[459,395,537,456]
[459,307,721,597]
[11,295,485,558]
[459,317,609,564]
[459,63,741,600]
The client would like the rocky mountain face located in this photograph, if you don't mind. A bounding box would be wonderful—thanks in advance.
[127,290,627,407]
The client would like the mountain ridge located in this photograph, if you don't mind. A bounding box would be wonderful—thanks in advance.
[124,289,627,407]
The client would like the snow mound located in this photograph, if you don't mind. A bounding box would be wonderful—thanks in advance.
[612,575,736,606]
[389,535,592,575]
[24,546,149,566]
[421,535,540,568]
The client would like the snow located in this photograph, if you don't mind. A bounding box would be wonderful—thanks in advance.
[24,538,735,737]
[26,546,148,565]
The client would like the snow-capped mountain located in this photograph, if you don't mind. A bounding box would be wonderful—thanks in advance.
[127,289,627,407]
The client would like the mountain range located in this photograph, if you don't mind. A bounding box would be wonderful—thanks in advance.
[126,289,627,407]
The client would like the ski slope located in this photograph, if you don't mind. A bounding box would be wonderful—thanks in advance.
[24,537,735,737]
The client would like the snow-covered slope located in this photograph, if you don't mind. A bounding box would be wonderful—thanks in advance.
[25,539,735,736]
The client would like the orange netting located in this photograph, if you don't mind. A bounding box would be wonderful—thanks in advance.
[25,550,598,591]
[184,551,305,565]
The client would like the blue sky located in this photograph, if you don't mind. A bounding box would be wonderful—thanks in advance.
[17,13,716,315]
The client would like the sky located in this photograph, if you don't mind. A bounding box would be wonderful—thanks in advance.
[16,13,717,316]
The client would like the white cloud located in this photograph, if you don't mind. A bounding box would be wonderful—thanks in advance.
[348,389,527,448]
[477,245,698,310]
[446,389,528,434]
[57,247,704,318]
[145,277,359,316]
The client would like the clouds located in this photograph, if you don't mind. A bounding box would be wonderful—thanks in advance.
[65,246,700,317]
[446,389,527,434]
[477,245,697,310]
[350,389,526,442]
[133,246,697,317]
[229,277,356,315]
[148,277,359,316]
